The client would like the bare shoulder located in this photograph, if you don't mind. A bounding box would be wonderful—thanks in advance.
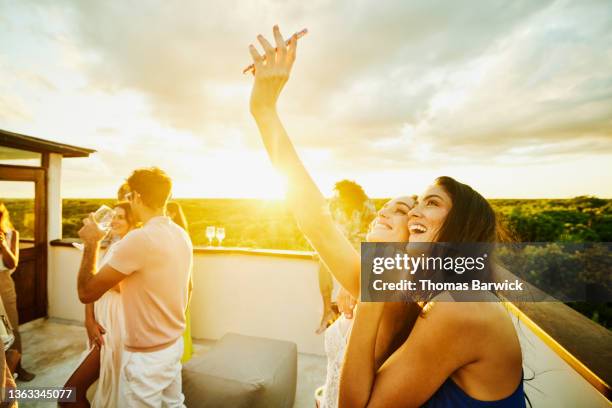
[419,302,512,339]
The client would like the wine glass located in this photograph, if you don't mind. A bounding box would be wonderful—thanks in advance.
[206,226,216,247]
[73,205,114,250]
[215,227,225,247]
[94,205,115,232]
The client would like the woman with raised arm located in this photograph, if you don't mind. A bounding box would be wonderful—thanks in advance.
[248,27,526,408]
[249,26,362,300]
[319,195,420,408]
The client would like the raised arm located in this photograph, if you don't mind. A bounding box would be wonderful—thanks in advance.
[249,26,361,297]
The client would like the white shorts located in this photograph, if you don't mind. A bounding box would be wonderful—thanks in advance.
[118,338,185,408]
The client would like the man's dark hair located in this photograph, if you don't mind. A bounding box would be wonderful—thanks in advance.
[126,167,172,209]
[117,182,130,201]
[333,179,369,219]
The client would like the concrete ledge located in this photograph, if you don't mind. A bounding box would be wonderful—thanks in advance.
[50,238,316,260]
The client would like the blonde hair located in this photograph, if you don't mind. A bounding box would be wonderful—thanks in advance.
[0,203,14,233]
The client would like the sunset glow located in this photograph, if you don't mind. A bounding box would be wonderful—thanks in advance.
[1,1,610,198]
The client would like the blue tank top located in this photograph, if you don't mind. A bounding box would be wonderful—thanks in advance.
[424,376,526,408]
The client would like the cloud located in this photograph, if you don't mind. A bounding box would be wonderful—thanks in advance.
[2,0,612,195]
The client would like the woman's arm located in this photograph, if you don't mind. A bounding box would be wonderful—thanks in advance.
[0,231,18,270]
[339,303,480,408]
[339,303,386,407]
[84,303,106,348]
[249,26,361,297]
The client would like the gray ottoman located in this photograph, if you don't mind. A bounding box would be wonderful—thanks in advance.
[182,333,297,408]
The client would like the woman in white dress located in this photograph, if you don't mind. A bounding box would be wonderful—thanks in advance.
[318,196,418,408]
[62,202,135,408]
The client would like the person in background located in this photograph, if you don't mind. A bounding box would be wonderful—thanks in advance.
[316,180,375,334]
[166,201,193,364]
[62,202,136,408]
[0,203,34,382]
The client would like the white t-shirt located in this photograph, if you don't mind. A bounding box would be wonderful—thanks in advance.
[107,216,193,351]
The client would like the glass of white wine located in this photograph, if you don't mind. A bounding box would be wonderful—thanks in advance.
[206,226,216,247]
[216,227,225,247]
[94,205,115,231]
[72,205,115,251]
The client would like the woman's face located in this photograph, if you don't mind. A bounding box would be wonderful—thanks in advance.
[110,207,131,238]
[408,184,452,243]
[366,196,415,242]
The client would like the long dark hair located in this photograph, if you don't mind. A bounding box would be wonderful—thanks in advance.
[414,177,509,301]
[114,201,136,229]
[434,176,508,243]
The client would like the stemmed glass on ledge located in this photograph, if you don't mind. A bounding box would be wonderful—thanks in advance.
[216,227,225,247]
[72,205,115,251]
[206,226,216,247]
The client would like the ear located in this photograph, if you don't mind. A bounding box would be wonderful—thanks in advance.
[133,192,143,206]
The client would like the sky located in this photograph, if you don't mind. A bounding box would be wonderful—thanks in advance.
[1,0,611,199]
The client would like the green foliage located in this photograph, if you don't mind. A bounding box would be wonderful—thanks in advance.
[3,196,611,329]
[491,197,612,243]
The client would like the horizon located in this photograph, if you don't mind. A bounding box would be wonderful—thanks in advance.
[3,195,611,201]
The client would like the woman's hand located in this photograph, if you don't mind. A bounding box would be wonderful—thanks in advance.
[337,287,357,319]
[0,231,7,249]
[249,25,298,116]
[85,319,106,349]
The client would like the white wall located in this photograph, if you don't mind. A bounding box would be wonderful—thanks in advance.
[47,246,326,354]
[47,246,82,321]
[47,246,609,405]
[190,252,324,355]
[46,153,62,317]
[46,153,62,241]
[515,318,610,407]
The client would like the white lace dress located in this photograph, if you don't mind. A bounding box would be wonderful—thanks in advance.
[320,315,353,408]
[76,244,126,408]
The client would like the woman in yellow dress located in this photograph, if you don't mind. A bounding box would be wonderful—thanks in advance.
[166,201,193,363]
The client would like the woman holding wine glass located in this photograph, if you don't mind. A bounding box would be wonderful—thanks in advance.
[63,202,135,408]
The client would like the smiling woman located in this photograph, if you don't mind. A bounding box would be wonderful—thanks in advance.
[248,25,526,407]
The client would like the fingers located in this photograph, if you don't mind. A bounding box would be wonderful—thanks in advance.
[248,44,263,73]
[273,25,286,59]
[257,34,275,64]
[287,33,298,66]
[83,213,95,226]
